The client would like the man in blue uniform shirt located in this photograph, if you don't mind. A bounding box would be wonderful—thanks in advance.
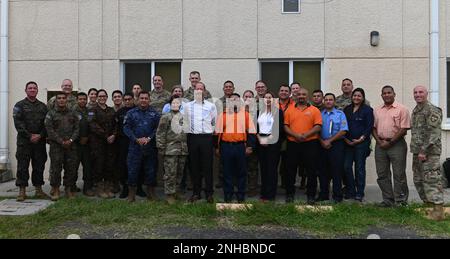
[318,93,349,203]
[123,91,161,202]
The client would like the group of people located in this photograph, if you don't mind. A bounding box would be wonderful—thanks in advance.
[12,72,446,220]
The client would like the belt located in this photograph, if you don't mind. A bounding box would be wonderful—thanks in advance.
[259,134,271,137]
[221,141,245,145]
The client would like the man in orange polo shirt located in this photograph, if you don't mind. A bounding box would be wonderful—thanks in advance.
[284,88,322,204]
[215,93,256,203]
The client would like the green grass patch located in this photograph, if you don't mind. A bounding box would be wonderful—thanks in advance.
[0,198,449,238]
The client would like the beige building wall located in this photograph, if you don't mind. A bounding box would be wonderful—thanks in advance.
[4,0,450,186]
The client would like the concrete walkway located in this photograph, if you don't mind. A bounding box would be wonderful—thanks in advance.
[1,180,449,204]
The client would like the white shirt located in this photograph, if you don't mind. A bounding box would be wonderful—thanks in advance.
[258,112,275,135]
[184,100,217,134]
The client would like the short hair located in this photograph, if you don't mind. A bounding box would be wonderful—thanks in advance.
[77,92,87,98]
[231,93,241,98]
[138,91,150,98]
[255,80,267,86]
[169,96,182,105]
[153,75,163,80]
[55,92,67,98]
[324,93,336,100]
[123,93,134,99]
[97,89,108,97]
[190,71,201,77]
[312,89,324,95]
[25,81,38,90]
[171,85,184,94]
[290,82,302,87]
[243,90,255,97]
[88,88,98,95]
[132,83,142,89]
[342,78,353,84]
[279,84,291,91]
[112,90,123,97]
[381,85,395,93]
[224,80,234,87]
[195,82,206,90]
[352,88,366,101]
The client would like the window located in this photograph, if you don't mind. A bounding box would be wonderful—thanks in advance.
[122,61,182,93]
[260,60,322,96]
[282,0,300,13]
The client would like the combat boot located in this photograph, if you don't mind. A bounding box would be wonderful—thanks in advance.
[50,187,60,201]
[166,194,176,205]
[96,182,109,199]
[34,186,51,200]
[65,186,75,199]
[16,187,26,202]
[127,186,137,203]
[119,185,129,199]
[146,186,158,201]
[104,182,115,198]
[427,204,445,221]
[83,186,95,197]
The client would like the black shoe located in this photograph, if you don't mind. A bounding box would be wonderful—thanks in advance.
[307,197,316,205]
[215,182,223,189]
[136,186,147,198]
[206,195,214,204]
[377,201,394,208]
[333,199,343,204]
[119,186,129,199]
[188,194,201,203]
[285,196,294,203]
[316,196,329,202]
[72,186,81,193]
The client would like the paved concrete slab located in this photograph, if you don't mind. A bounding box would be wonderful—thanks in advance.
[0,199,54,216]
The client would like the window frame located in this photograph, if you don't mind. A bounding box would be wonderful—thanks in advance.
[281,0,301,14]
[120,60,183,92]
[259,59,325,91]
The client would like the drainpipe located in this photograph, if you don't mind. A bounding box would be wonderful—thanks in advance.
[430,0,439,106]
[0,0,11,181]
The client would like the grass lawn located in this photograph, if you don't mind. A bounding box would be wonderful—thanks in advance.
[0,197,449,239]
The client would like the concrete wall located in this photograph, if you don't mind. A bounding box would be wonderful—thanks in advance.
[5,0,450,186]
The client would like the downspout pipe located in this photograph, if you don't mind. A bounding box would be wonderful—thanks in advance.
[430,0,439,106]
[0,0,11,180]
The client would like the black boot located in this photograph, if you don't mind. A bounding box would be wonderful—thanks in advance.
[136,185,147,197]
[119,185,129,199]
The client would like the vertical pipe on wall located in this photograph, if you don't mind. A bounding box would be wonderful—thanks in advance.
[430,0,440,106]
[0,0,10,180]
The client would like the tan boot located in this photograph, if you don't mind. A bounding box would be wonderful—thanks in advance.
[146,186,158,201]
[427,204,445,221]
[34,186,51,200]
[96,182,109,199]
[65,186,75,199]
[51,187,60,201]
[104,182,115,199]
[16,187,26,202]
[127,186,137,203]
[166,194,176,205]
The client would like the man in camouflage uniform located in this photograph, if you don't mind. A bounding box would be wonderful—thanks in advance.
[45,93,80,201]
[156,97,188,204]
[183,71,212,101]
[336,78,370,111]
[47,79,77,111]
[74,92,94,196]
[88,89,117,199]
[13,81,50,201]
[150,75,171,114]
[411,85,445,221]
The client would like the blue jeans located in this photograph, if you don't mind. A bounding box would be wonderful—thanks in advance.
[344,140,370,199]
[221,142,247,201]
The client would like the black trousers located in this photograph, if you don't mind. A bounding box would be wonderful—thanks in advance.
[258,143,281,200]
[318,140,344,201]
[187,134,214,197]
[286,140,320,198]
[117,137,130,185]
[15,140,47,187]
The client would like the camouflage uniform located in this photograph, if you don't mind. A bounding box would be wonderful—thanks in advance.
[150,89,171,114]
[183,87,212,102]
[156,111,188,194]
[74,105,93,190]
[47,94,77,111]
[116,106,135,186]
[88,105,117,186]
[13,98,48,187]
[411,101,444,205]
[45,107,80,188]
[336,94,370,110]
